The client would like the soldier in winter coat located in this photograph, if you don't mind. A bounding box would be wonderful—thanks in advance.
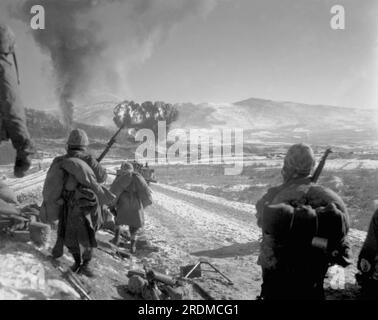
[110,162,151,254]
[48,129,107,277]
[255,143,352,300]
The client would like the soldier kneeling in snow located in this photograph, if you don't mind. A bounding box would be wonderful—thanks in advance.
[109,162,152,254]
[255,143,352,300]
[42,129,108,277]
[356,209,378,298]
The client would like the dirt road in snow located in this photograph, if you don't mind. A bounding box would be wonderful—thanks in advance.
[143,183,367,300]
[142,183,262,299]
[6,168,262,299]
[4,166,368,300]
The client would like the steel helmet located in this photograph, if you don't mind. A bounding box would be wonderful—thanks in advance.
[121,162,134,171]
[0,23,16,54]
[116,162,133,176]
[282,143,315,181]
[67,129,89,147]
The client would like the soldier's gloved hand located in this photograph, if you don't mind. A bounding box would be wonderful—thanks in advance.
[14,140,35,178]
[14,155,32,178]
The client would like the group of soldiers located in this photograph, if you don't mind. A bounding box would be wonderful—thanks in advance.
[45,128,151,277]
[1,23,378,298]
[0,24,152,278]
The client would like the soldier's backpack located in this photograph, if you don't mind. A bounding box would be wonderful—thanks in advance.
[60,157,115,206]
[262,201,350,266]
[132,172,153,208]
[40,157,66,223]
[40,157,115,223]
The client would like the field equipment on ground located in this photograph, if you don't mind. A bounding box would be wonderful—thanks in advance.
[128,268,168,300]
[128,267,194,300]
[311,148,332,183]
[0,203,54,247]
[128,268,177,287]
[127,261,231,300]
[181,259,234,285]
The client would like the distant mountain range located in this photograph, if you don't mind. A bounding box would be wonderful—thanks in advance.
[73,97,378,146]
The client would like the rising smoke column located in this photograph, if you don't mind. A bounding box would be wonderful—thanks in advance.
[12,0,105,127]
[10,0,222,127]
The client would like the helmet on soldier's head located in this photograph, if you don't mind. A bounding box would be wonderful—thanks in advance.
[116,162,133,176]
[282,143,315,182]
[67,129,89,147]
[0,24,16,54]
[120,162,133,172]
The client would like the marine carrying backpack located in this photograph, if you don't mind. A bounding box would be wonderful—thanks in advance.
[60,157,115,206]
[262,201,350,266]
[132,172,153,208]
[40,157,66,223]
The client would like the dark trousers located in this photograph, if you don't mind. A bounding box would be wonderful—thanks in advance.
[52,229,93,262]
[260,267,326,300]
[52,235,64,258]
[52,197,95,263]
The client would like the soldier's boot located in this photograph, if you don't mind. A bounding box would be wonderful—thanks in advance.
[14,155,32,178]
[110,226,121,246]
[14,142,35,178]
[51,237,64,259]
[70,254,81,273]
[79,260,95,278]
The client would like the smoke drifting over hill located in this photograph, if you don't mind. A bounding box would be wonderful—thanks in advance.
[10,0,222,127]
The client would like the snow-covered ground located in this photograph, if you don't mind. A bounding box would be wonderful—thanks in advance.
[0,161,370,300]
[0,242,79,300]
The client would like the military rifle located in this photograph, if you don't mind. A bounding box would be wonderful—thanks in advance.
[97,124,126,162]
[311,148,333,183]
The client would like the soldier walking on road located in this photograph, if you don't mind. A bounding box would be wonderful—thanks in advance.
[110,162,152,254]
[48,129,108,277]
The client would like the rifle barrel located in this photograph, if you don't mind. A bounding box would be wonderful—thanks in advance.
[311,148,332,183]
[97,125,125,162]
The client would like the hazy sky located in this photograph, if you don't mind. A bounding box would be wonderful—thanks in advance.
[0,0,377,111]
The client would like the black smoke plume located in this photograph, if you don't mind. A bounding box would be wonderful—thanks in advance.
[12,0,105,127]
[10,0,221,127]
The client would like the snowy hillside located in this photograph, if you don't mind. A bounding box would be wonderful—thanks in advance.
[73,97,378,146]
